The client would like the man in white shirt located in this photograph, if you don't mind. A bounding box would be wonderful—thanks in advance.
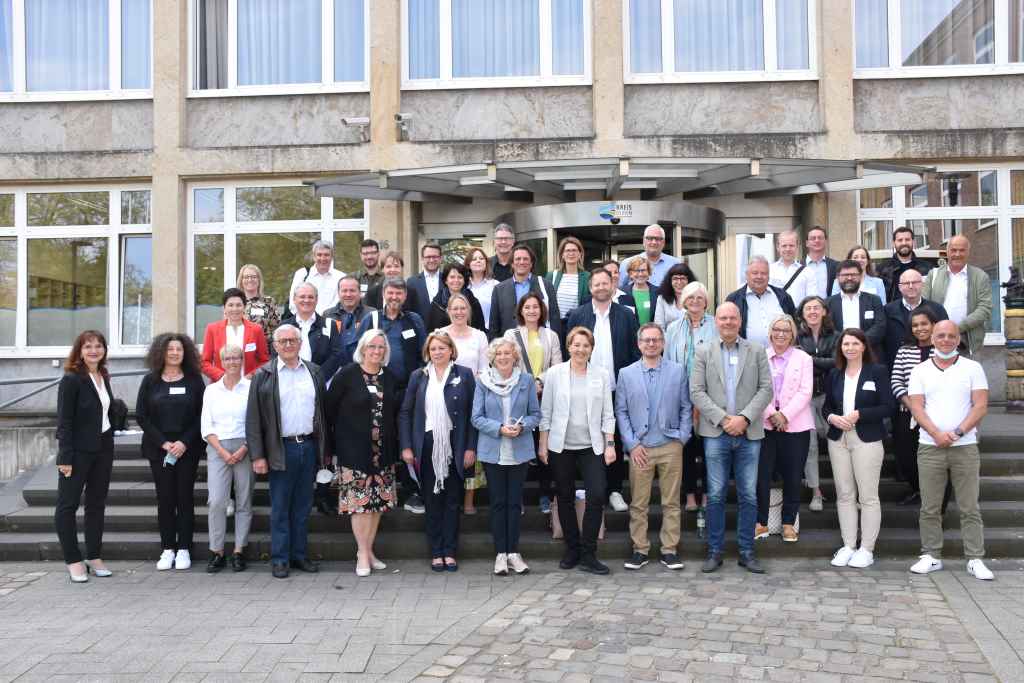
[789,226,839,304]
[824,260,886,358]
[407,243,443,324]
[724,256,796,349]
[922,234,992,356]
[907,320,992,581]
[769,230,802,291]
[287,240,344,316]
[618,224,680,289]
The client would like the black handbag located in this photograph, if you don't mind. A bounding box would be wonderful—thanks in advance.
[109,398,129,431]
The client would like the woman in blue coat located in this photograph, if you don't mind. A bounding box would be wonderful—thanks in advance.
[472,338,542,576]
[399,331,478,572]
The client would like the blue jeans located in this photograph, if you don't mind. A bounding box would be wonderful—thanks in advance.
[268,439,316,564]
[703,434,761,557]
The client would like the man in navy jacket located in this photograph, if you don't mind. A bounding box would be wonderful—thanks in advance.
[277,283,346,382]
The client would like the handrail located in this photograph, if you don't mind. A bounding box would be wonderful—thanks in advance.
[0,369,149,411]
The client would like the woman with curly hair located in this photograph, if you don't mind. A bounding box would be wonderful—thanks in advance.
[136,333,206,571]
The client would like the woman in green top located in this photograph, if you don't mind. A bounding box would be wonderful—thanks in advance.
[623,259,655,325]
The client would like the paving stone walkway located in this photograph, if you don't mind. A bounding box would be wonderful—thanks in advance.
[0,558,1019,682]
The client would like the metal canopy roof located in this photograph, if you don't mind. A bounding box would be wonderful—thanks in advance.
[308,157,931,203]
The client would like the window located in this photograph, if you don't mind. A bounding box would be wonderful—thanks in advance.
[0,194,12,226]
[904,170,999,208]
[626,0,817,83]
[120,235,152,346]
[187,182,367,338]
[855,0,1024,77]
[403,0,591,89]
[0,239,14,346]
[1,0,151,100]
[191,0,369,95]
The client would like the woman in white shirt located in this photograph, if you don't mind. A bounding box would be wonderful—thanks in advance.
[465,247,499,332]
[200,344,254,573]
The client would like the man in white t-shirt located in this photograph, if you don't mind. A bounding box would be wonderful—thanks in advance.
[287,240,344,316]
[907,320,992,580]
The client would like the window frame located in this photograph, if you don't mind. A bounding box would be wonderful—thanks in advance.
[853,0,1024,79]
[0,183,153,358]
[187,0,371,98]
[858,162,1024,346]
[622,0,819,84]
[0,0,153,103]
[186,180,368,340]
[400,0,593,91]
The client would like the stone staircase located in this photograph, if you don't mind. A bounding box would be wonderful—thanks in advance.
[1,422,1023,565]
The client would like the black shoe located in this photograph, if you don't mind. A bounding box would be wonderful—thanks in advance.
[290,558,319,573]
[900,491,920,505]
[404,493,425,514]
[701,554,723,573]
[272,563,289,579]
[738,554,765,574]
[230,553,247,573]
[624,552,649,570]
[206,553,226,574]
[660,553,684,571]
[559,550,580,570]
[578,555,610,575]
[315,497,335,516]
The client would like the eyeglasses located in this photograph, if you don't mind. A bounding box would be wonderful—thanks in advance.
[241,275,259,281]
[275,338,300,346]
[899,280,923,287]
[644,236,665,242]
[639,337,662,344]
[222,356,244,362]
[770,328,792,335]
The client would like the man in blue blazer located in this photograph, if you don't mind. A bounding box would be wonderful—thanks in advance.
[825,260,887,359]
[615,323,692,572]
[277,283,347,382]
[406,243,443,327]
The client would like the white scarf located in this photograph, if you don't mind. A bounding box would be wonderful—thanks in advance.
[479,366,522,463]
[425,363,454,492]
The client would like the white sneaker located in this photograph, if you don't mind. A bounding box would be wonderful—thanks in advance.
[226,498,235,518]
[910,554,943,574]
[847,548,874,568]
[156,549,175,571]
[967,559,994,581]
[809,494,823,512]
[493,553,508,576]
[830,546,856,567]
[174,549,192,570]
[507,553,530,575]
[609,492,628,512]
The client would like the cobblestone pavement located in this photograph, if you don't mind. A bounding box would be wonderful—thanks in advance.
[0,559,1019,682]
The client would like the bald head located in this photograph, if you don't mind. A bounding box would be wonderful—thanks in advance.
[715,302,741,343]
[932,320,961,355]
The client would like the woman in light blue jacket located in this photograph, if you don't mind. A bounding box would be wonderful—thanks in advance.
[829,245,887,303]
[471,338,541,576]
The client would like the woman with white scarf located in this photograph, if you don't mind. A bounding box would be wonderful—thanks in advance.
[399,331,478,572]
[471,339,542,576]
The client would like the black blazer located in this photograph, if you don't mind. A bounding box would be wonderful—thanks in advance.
[822,363,894,442]
[426,287,486,333]
[825,292,886,357]
[565,301,641,382]
[135,372,207,460]
[398,364,479,478]
[277,312,347,381]
[56,372,115,465]
[488,275,562,340]
[725,284,796,340]
[881,298,947,368]
[406,273,437,323]
[325,363,399,472]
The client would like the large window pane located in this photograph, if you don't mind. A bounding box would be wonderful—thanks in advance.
[194,188,224,223]
[904,171,998,208]
[195,0,228,89]
[452,0,540,78]
[856,0,889,68]
[408,0,440,79]
[776,0,809,70]
[334,0,365,82]
[28,238,108,345]
[122,0,151,89]
[332,231,364,274]
[0,239,14,346]
[629,0,662,73]
[1012,0,1023,62]
[905,220,932,249]
[194,234,224,339]
[0,194,12,226]
[859,187,892,209]
[1,0,11,91]
[552,0,584,75]
[1014,218,1024,274]
[860,220,893,251]
[333,198,365,220]
[237,0,321,86]
[120,235,152,345]
[1011,170,1024,205]
[675,0,764,72]
[121,190,151,224]
[27,191,109,227]
[25,0,109,91]
[237,232,319,315]
[901,0,994,67]
[236,186,321,222]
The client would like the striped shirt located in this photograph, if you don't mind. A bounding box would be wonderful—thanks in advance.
[891,344,933,404]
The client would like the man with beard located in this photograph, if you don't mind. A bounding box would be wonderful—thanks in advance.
[825,260,886,359]
[355,239,384,295]
[877,226,933,302]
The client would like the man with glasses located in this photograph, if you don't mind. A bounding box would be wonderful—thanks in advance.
[287,240,345,316]
[618,224,680,289]
[279,283,346,382]
[355,239,383,295]
[877,226,933,302]
[490,224,516,282]
[407,243,444,326]
[615,323,691,571]
[788,226,839,305]
[825,260,886,359]
[882,269,948,368]
[489,243,561,339]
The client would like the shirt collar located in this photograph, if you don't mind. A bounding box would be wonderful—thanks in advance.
[948,265,967,277]
[902,297,921,311]
[277,358,305,372]
[643,358,663,372]
[806,255,826,265]
[592,301,612,318]
[295,313,315,327]
[767,345,794,361]
[746,286,773,299]
[841,291,861,301]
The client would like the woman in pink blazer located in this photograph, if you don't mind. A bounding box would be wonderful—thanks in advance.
[755,314,814,543]
[201,288,270,381]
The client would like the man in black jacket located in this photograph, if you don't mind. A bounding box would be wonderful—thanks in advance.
[488,243,561,339]
[825,260,887,359]
[725,256,796,347]
[881,268,948,367]
[876,226,934,303]
[278,283,347,382]
[489,223,516,282]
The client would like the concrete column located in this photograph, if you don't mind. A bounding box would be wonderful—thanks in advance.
[591,0,626,154]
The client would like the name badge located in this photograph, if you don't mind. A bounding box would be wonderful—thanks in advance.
[865,310,875,320]
[251,308,264,318]
[367,385,379,394]
[863,381,876,391]
[729,355,738,366]
[642,300,651,309]
[402,328,417,340]
[360,284,368,293]
[169,387,186,395]
[244,342,257,352]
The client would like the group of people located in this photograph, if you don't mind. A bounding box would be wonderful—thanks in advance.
[53,223,996,582]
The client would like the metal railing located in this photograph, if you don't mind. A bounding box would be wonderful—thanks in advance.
[0,370,148,411]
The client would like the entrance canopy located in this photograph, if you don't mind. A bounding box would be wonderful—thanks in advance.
[309,157,930,203]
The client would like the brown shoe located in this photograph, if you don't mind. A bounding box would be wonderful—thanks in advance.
[754,523,770,540]
[782,525,798,543]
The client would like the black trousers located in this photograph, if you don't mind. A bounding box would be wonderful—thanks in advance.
[482,462,529,554]
[682,434,706,497]
[148,449,201,551]
[756,430,810,526]
[54,431,114,565]
[550,448,606,557]
[420,432,462,558]
[892,409,921,492]
[605,431,626,496]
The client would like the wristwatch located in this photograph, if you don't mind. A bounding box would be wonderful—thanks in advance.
[954,427,964,438]
[606,440,615,447]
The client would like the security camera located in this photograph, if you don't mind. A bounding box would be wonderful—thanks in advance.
[342,116,369,126]
[395,113,413,122]
[610,217,621,225]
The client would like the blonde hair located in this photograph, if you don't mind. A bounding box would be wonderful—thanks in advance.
[236,264,264,297]
[768,314,798,343]
[219,343,244,362]
[565,326,595,350]
[422,330,458,362]
[680,281,708,308]
[486,338,520,366]
[353,328,391,366]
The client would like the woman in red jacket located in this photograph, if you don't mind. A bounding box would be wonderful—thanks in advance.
[201,288,270,381]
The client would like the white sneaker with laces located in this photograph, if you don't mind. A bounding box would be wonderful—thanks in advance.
[809,494,823,512]
[493,553,508,576]
[174,549,192,570]
[156,549,175,571]
[830,546,856,567]
[507,553,530,575]
[910,554,943,574]
[609,492,628,512]
[967,559,994,581]
[847,548,874,568]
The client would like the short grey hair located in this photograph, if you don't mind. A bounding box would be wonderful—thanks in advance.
[382,277,407,293]
[747,255,770,270]
[486,337,519,366]
[294,282,318,299]
[643,224,665,238]
[636,322,664,341]
[309,239,334,259]
[353,328,391,366]
[680,281,709,307]
[219,343,244,361]
[494,223,514,237]
[273,324,301,342]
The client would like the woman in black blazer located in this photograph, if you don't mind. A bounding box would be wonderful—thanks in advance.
[399,331,478,572]
[325,329,401,577]
[822,328,894,570]
[426,263,486,333]
[55,331,117,582]
[136,333,206,572]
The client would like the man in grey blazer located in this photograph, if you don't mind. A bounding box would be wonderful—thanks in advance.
[690,302,773,574]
